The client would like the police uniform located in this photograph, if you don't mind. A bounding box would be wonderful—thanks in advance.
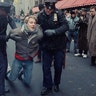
[37,0,69,95]
[0,2,16,96]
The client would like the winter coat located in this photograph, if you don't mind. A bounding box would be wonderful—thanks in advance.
[77,16,88,50]
[9,24,43,60]
[37,9,69,50]
[67,16,79,31]
[87,15,96,56]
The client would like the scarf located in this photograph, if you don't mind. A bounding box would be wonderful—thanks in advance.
[21,24,37,36]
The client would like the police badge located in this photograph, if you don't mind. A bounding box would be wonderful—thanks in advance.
[53,13,58,21]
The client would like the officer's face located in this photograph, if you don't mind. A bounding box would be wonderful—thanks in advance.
[44,6,54,15]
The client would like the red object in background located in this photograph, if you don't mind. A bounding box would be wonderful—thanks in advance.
[84,0,96,6]
[72,0,88,7]
[56,0,96,9]
[55,0,68,9]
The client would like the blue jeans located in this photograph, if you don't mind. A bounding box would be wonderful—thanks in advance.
[8,59,33,85]
[42,49,64,88]
[0,48,8,95]
[67,30,78,52]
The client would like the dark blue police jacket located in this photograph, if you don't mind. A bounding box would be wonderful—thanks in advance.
[37,9,69,50]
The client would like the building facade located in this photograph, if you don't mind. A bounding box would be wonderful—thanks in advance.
[0,0,45,15]
[13,0,44,15]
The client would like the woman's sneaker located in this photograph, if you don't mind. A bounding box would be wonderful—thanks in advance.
[83,54,88,58]
[74,53,82,57]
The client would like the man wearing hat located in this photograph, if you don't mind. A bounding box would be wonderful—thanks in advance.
[37,0,69,95]
[0,2,16,96]
[66,11,79,54]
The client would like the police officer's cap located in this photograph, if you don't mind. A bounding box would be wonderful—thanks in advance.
[45,0,57,10]
[0,2,11,13]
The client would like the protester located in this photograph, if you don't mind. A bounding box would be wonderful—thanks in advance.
[37,0,69,95]
[87,6,96,66]
[6,15,43,86]
[0,2,17,96]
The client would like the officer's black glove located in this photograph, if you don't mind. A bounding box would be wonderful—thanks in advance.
[44,29,56,36]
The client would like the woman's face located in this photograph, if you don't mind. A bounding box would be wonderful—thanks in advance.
[27,18,36,31]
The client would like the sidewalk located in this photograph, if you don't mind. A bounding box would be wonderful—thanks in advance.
[5,50,96,96]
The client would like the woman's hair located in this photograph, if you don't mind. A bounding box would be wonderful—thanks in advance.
[24,15,37,24]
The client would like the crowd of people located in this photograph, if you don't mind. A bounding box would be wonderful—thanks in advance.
[65,6,96,66]
[0,0,96,96]
[65,9,88,58]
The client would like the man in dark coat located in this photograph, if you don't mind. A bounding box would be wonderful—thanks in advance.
[87,6,96,66]
[0,2,16,96]
[37,0,69,95]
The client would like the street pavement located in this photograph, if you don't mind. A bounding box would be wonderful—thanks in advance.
[5,23,96,96]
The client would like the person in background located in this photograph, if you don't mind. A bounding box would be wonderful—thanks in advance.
[87,6,96,66]
[6,15,43,86]
[20,14,25,26]
[66,11,79,54]
[0,2,17,96]
[37,0,69,95]
[74,9,88,58]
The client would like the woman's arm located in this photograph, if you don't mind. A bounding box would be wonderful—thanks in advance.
[9,28,22,42]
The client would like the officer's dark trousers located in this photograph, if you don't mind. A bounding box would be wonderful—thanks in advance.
[0,48,8,95]
[42,49,64,88]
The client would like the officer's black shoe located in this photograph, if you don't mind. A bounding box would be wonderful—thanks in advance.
[41,87,52,95]
[54,85,59,92]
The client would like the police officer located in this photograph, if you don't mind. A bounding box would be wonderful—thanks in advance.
[0,2,16,96]
[37,0,69,95]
